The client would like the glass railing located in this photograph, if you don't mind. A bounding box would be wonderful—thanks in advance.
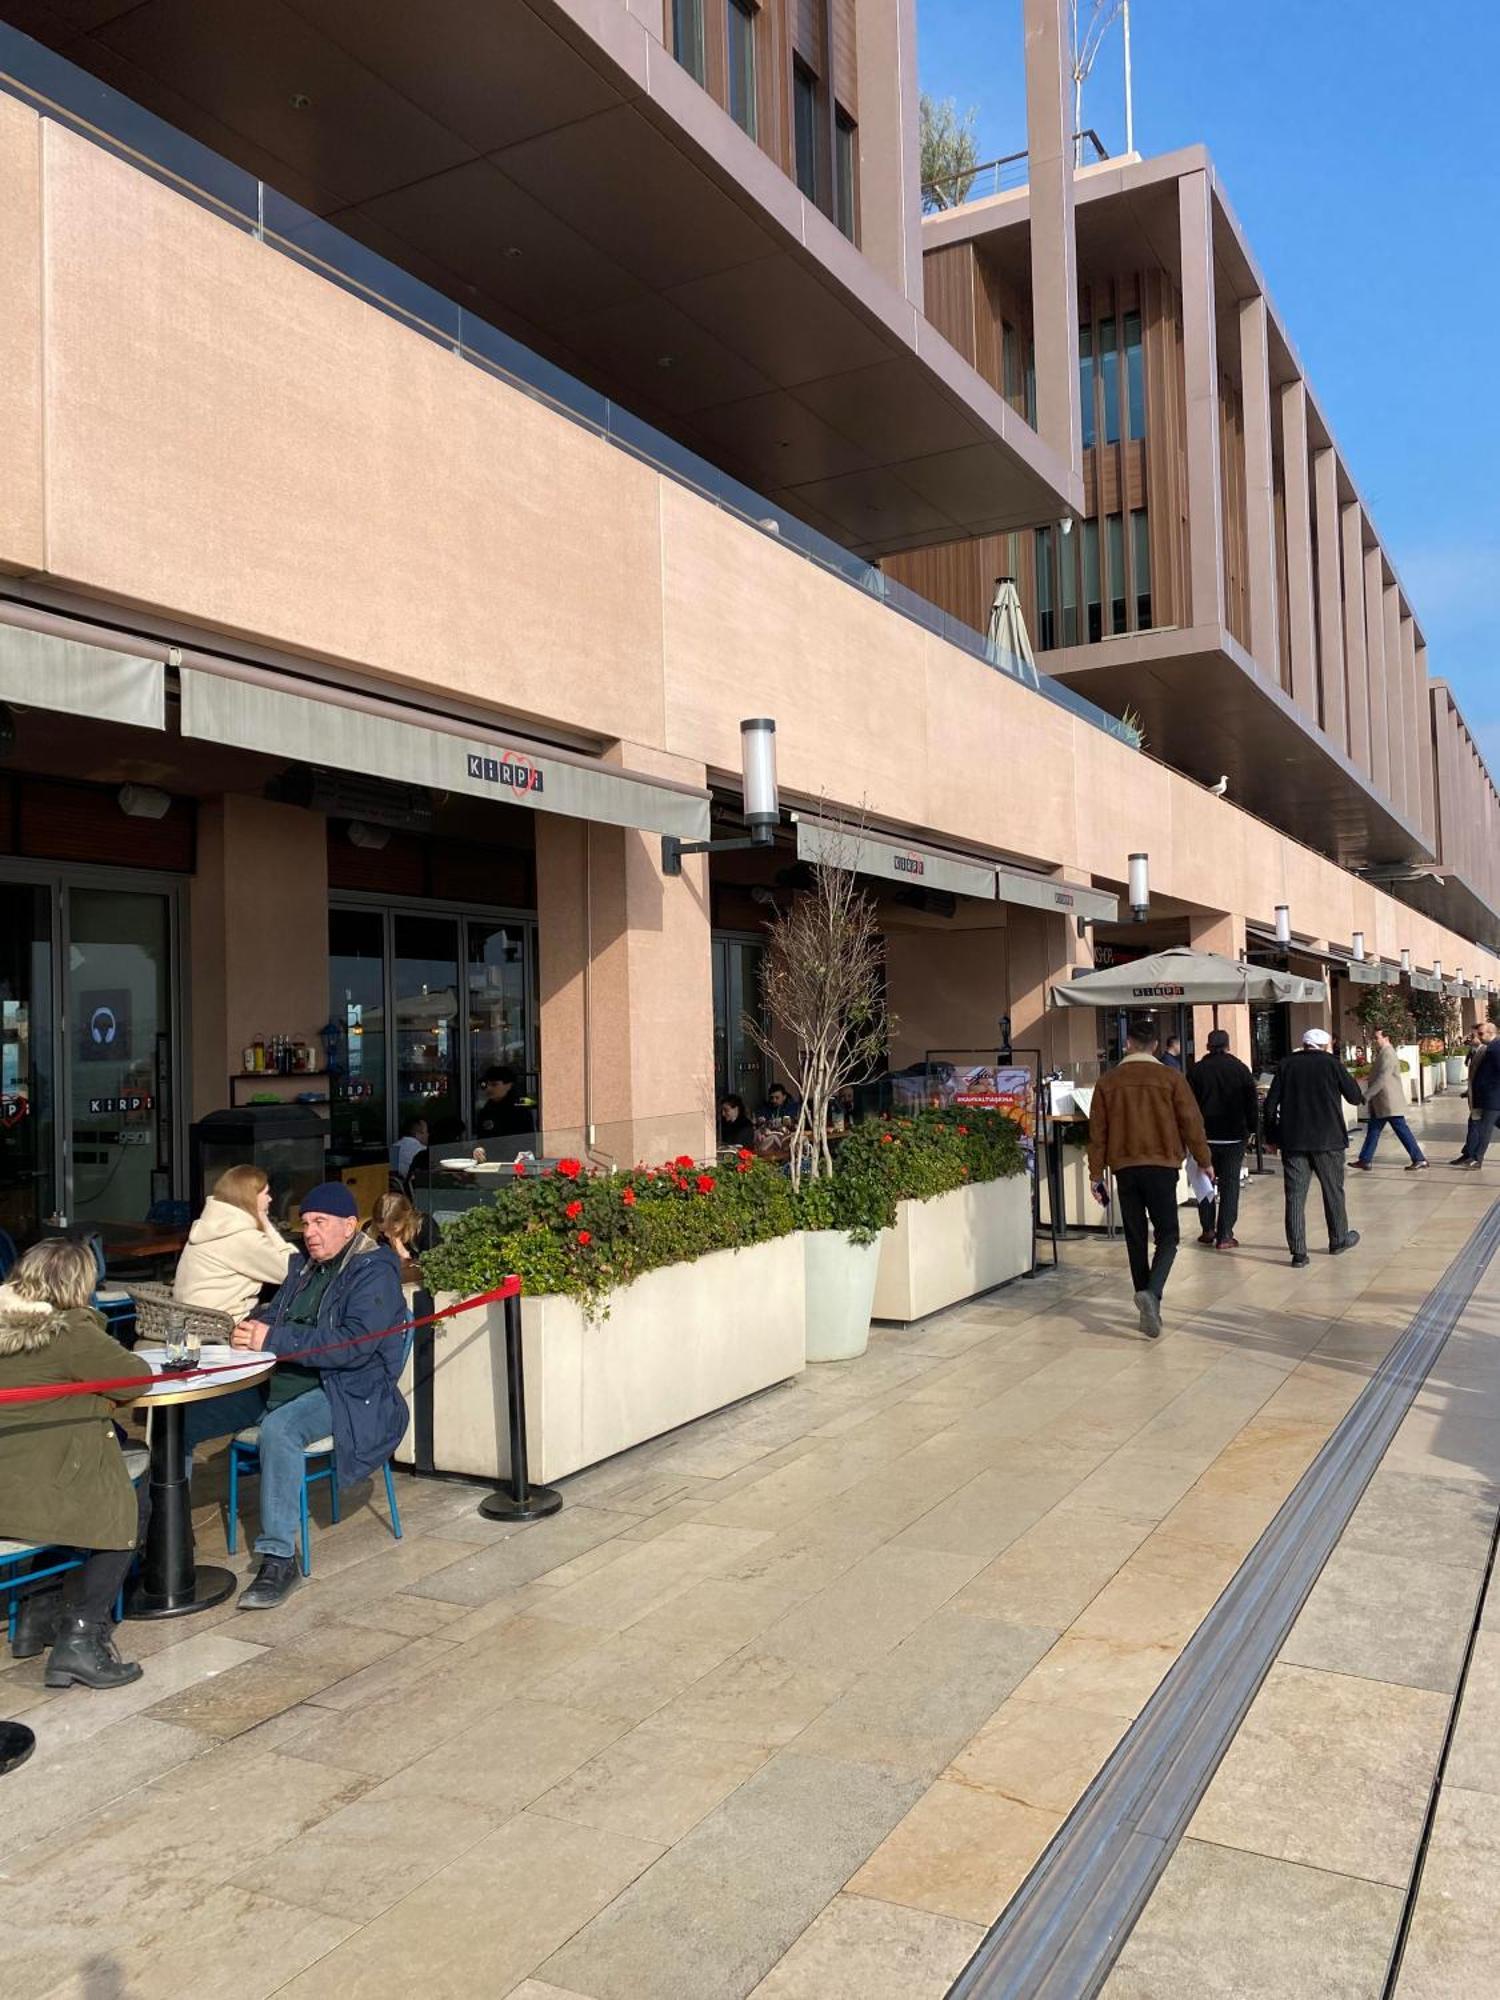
[0,23,1136,752]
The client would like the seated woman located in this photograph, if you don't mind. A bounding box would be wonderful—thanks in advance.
[366,1190,439,1282]
[718,1094,755,1148]
[0,1240,152,1689]
[174,1164,294,1322]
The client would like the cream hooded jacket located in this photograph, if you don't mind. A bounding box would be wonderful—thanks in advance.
[173,1198,294,1321]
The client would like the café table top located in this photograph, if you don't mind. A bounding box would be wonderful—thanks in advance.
[131,1343,275,1409]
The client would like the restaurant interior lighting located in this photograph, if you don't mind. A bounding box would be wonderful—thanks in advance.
[1128,852,1149,923]
[662,718,779,876]
[1274,905,1291,946]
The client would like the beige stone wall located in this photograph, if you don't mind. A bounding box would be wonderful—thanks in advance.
[0,95,42,576]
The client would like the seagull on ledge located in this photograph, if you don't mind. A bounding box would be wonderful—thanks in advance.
[1209,775,1229,797]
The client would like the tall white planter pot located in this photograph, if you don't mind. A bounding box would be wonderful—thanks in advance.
[804,1231,880,1361]
[1448,1056,1468,1087]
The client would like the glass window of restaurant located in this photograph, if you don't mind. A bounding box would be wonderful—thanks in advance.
[328,900,539,1164]
[713,933,769,1108]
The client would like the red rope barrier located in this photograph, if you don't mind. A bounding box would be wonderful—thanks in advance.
[0,1277,521,1407]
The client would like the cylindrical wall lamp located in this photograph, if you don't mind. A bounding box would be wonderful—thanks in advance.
[1401,948,1412,972]
[740,718,779,844]
[1274,905,1291,946]
[1128,853,1149,923]
[1352,931,1366,962]
[1435,959,1443,979]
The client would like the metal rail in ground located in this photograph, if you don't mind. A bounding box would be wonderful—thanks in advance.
[949,1200,1500,2000]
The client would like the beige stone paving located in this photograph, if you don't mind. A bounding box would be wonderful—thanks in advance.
[1,1106,1495,1997]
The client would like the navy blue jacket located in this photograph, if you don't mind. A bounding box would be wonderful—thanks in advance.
[256,1236,409,1486]
[1472,1042,1500,1115]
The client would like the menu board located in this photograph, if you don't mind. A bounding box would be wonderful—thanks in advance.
[892,1062,1038,1174]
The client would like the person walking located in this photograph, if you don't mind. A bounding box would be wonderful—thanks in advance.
[1353,1030,1427,1172]
[1264,1028,1364,1267]
[1187,1029,1259,1247]
[1451,1022,1500,1169]
[1160,1033,1184,1071]
[1088,1018,1213,1338]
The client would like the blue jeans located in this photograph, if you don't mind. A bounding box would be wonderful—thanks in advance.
[1358,1115,1424,1166]
[182,1383,332,1561]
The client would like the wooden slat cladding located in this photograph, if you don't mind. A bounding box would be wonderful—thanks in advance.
[1142,268,1189,640]
[1220,374,1249,649]
[831,0,858,116]
[922,243,979,368]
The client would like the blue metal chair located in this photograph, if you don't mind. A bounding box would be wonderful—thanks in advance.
[225,1332,412,1576]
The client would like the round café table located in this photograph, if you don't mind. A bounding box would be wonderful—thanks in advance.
[126,1344,275,1620]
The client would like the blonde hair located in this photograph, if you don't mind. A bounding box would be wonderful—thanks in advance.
[212,1163,270,1225]
[370,1192,419,1252]
[11,1239,97,1313]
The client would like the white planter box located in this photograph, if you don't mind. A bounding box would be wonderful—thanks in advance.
[872,1175,1032,1324]
[409,1235,805,1484]
[804,1232,880,1362]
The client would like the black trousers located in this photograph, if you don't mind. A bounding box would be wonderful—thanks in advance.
[40,1475,151,1626]
[1198,1142,1245,1244]
[1116,1165,1181,1299]
[1282,1150,1349,1256]
[1462,1108,1500,1163]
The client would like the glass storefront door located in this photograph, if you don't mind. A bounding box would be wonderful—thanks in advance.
[0,884,56,1248]
[329,907,388,1161]
[467,920,536,1107]
[713,933,768,1109]
[394,914,461,1143]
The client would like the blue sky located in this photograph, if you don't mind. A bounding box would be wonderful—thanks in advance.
[918,0,1500,766]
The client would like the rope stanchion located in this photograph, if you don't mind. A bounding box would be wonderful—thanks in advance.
[478,1286,562,1523]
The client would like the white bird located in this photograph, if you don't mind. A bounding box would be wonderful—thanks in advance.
[1209,775,1229,797]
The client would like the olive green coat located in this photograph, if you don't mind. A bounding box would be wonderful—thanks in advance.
[0,1290,151,1550]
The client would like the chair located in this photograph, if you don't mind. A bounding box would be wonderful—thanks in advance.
[226,1332,412,1575]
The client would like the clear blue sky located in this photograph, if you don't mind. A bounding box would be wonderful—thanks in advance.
[918,0,1500,768]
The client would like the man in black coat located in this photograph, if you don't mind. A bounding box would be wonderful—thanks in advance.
[1452,1022,1500,1168]
[1264,1028,1365,1267]
[1187,1029,1260,1249]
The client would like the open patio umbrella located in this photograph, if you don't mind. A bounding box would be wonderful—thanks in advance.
[1051,947,1326,1011]
[987,576,1040,690]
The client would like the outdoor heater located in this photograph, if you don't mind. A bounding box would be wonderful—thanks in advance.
[1128,852,1149,923]
[661,717,779,876]
[1274,905,1291,945]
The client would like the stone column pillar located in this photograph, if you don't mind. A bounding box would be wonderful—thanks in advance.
[1342,506,1372,772]
[1239,295,1279,679]
[1007,907,1099,1075]
[1178,172,1224,630]
[1023,0,1080,468]
[1280,380,1318,716]
[1363,547,1389,797]
[1188,911,1249,1060]
[1313,448,1346,747]
[884,919,1010,1070]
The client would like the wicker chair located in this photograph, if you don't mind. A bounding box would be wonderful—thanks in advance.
[123,1282,235,1349]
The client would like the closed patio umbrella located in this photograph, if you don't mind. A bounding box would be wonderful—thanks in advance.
[987,576,1040,690]
[1051,947,1325,1010]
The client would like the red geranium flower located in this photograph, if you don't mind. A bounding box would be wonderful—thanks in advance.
[957,1125,969,1136]
[696,1173,716,1195]
[735,1160,751,1174]
[622,1186,637,1207]
[880,1132,894,1145]
[557,1158,582,1180]
[576,1230,591,1246]
[673,1154,695,1169]
[565,1199,583,1221]
[736,1146,754,1163]
[645,1169,657,1181]
[512,1160,527,1176]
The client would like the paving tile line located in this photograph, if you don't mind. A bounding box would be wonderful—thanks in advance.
[947,1199,1500,2000]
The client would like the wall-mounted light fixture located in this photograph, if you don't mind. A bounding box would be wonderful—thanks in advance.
[118,783,171,821]
[1274,905,1291,946]
[1435,958,1443,979]
[1128,852,1149,923]
[348,821,390,851]
[1401,948,1412,972]
[662,718,779,877]
[1351,931,1366,962]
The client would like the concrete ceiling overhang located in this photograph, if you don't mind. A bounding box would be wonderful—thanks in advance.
[1384,869,1500,958]
[0,0,1077,557]
[1040,624,1437,877]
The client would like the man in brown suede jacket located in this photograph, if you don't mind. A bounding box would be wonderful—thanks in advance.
[1088,1018,1213,1338]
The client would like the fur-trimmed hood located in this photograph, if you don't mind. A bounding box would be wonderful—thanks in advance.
[0,1284,63,1356]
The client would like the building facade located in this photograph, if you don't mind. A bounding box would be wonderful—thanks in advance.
[0,3,1488,1250]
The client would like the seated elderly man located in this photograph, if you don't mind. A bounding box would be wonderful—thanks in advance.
[182,1181,408,1609]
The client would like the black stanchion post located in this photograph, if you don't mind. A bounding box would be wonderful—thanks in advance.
[479,1286,562,1523]
[0,1720,35,1775]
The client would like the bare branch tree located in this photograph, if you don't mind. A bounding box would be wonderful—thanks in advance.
[745,819,889,1190]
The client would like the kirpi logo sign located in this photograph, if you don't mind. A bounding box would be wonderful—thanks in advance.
[466,749,545,797]
[1052,889,1076,908]
[1130,984,1187,998]
[892,852,926,877]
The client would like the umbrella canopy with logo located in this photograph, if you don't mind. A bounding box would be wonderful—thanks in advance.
[987,577,1040,690]
[1051,947,1325,1009]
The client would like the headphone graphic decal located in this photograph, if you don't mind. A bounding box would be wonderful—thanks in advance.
[89,1006,118,1047]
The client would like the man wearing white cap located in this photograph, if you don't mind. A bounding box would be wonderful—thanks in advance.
[1264,1028,1365,1267]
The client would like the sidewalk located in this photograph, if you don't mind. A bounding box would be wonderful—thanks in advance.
[2,1103,1494,1999]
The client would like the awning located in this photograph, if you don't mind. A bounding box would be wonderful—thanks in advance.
[179,667,710,841]
[1346,961,1400,986]
[0,618,165,731]
[1407,971,1443,993]
[794,814,1117,919]
[1448,980,1474,999]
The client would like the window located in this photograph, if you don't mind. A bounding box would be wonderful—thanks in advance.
[1002,324,1023,416]
[1132,508,1152,628]
[1124,310,1146,440]
[727,0,757,138]
[1108,512,1126,633]
[834,108,856,238]
[1060,525,1079,644]
[1024,352,1037,429]
[1083,517,1101,642]
[672,0,705,84]
[793,61,819,204]
[1034,528,1055,651]
[1100,316,1120,445]
[1078,322,1095,448]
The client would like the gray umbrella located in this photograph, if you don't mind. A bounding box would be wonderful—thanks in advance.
[1052,947,1325,1009]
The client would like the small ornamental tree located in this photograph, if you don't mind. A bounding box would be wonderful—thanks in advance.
[920,95,980,210]
[1354,983,1414,1049]
[748,838,887,1192]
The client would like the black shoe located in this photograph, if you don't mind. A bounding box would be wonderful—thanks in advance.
[43,1616,143,1691]
[1352,1160,1373,1172]
[238,1556,300,1610]
[11,1588,63,1661]
[1330,1231,1361,1255]
[1134,1289,1163,1339]
[1449,1157,1473,1167]
[1197,1230,1215,1245]
[1291,1253,1310,1268]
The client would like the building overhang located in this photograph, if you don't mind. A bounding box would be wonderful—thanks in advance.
[0,5,1078,556]
[1382,868,1500,958]
[1041,623,1435,875]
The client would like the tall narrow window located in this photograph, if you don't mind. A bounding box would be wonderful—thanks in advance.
[672,0,705,84]
[1132,508,1152,628]
[1060,525,1078,643]
[1108,512,1126,632]
[1100,316,1120,445]
[1078,322,1095,448]
[1124,310,1146,439]
[1034,528,1055,651]
[1024,351,1037,429]
[727,0,757,138]
[1083,517,1101,642]
[1002,324,1023,416]
[793,61,819,204]
[834,109,857,238]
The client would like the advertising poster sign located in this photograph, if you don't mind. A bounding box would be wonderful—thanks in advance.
[892,1061,1037,1174]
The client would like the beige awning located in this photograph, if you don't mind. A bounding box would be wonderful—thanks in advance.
[794,814,1116,920]
[0,616,165,731]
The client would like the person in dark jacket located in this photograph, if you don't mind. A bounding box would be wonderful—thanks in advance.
[718,1094,755,1148]
[1160,1034,1184,1072]
[1264,1028,1364,1266]
[0,1239,152,1690]
[1452,1023,1500,1168]
[1187,1030,1260,1247]
[183,1181,409,1609]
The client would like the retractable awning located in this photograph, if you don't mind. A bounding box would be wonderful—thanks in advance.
[793,815,1117,920]
[1346,961,1401,986]
[0,616,165,731]
[179,667,710,841]
[1407,971,1443,992]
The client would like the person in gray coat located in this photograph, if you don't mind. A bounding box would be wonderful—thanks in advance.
[1352,1029,1428,1172]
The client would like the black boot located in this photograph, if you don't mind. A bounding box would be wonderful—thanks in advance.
[43,1616,143,1691]
[11,1588,63,1661]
